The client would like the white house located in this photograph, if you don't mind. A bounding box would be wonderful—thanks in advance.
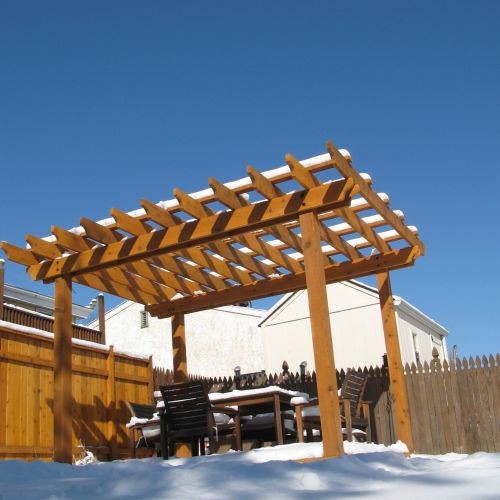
[93,301,266,377]
[260,280,449,373]
[92,279,448,377]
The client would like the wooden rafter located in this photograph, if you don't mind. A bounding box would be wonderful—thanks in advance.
[25,178,354,283]
[1,141,424,315]
[147,247,419,317]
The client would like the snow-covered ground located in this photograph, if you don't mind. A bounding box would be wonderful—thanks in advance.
[1,441,499,499]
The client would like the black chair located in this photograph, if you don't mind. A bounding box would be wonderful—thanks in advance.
[159,381,241,459]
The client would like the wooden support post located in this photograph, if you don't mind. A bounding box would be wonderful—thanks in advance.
[299,211,344,457]
[53,276,73,463]
[171,313,188,383]
[106,346,118,460]
[171,313,190,457]
[0,259,4,320]
[377,271,415,452]
[98,293,106,344]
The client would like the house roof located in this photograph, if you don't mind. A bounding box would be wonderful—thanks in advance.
[259,279,448,337]
[3,282,91,320]
[1,141,424,319]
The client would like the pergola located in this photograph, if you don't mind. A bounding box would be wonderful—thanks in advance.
[1,141,424,463]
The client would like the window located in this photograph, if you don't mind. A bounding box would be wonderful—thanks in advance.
[140,310,149,329]
[412,332,420,363]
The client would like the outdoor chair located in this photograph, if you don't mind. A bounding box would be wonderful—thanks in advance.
[159,381,242,459]
[126,402,161,457]
[293,369,372,443]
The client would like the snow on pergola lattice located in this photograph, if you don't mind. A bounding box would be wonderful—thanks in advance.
[2,141,424,318]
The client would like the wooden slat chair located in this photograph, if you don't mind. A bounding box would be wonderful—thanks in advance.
[159,381,242,459]
[294,369,372,443]
[126,402,161,457]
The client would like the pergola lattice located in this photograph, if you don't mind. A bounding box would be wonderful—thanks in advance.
[1,141,424,462]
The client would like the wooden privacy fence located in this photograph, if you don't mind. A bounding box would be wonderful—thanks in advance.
[2,304,103,344]
[0,321,153,461]
[154,354,500,454]
[405,355,500,454]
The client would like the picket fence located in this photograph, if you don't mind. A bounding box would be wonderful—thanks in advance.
[154,354,500,454]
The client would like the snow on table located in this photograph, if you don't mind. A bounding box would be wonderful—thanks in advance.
[2,441,500,499]
[208,385,309,403]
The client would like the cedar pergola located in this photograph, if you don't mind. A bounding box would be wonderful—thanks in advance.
[1,141,424,463]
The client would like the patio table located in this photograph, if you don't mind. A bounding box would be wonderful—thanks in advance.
[209,386,309,445]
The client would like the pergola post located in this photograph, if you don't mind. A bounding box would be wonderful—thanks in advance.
[98,293,106,344]
[171,312,188,383]
[170,312,192,457]
[53,275,73,463]
[377,271,415,452]
[299,211,344,457]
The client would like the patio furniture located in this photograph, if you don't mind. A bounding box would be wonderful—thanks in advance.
[209,386,302,446]
[159,381,242,459]
[126,402,161,458]
[294,370,372,443]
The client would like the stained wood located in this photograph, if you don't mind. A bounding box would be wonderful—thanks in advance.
[300,211,344,457]
[150,247,419,318]
[28,178,354,281]
[377,271,414,453]
[53,276,73,463]
[172,313,188,383]
[98,294,106,344]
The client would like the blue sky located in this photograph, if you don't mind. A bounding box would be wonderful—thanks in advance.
[1,1,499,358]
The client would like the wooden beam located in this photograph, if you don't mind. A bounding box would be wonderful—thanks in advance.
[1,242,40,266]
[148,247,420,317]
[172,313,188,383]
[377,271,415,452]
[300,211,344,457]
[327,141,425,255]
[98,293,106,344]
[53,276,73,463]
[175,187,278,277]
[74,273,159,305]
[82,215,216,294]
[209,176,307,272]
[28,178,354,282]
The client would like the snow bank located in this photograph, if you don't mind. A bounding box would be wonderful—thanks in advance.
[1,442,499,499]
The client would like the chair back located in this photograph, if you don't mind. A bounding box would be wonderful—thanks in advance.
[160,381,211,434]
[340,370,368,418]
[127,401,156,420]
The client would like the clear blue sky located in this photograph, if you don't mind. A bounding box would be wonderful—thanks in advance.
[1,1,499,358]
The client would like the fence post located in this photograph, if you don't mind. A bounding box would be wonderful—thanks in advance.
[106,346,117,460]
[98,294,106,345]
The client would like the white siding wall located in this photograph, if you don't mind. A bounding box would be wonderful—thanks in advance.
[101,302,265,377]
[262,281,449,373]
[395,306,449,365]
[263,282,388,372]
